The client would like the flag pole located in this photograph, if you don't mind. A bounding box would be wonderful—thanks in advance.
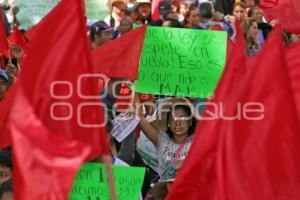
[102,154,118,200]
[130,80,137,106]
[7,43,12,65]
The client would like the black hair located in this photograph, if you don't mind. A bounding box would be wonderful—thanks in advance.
[163,19,183,28]
[0,150,12,169]
[89,25,98,42]
[199,2,213,19]
[166,105,196,139]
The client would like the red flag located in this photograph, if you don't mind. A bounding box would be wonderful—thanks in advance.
[291,0,300,15]
[259,0,278,8]
[285,42,300,125]
[91,25,146,80]
[215,27,300,200]
[24,23,38,42]
[166,20,247,200]
[152,0,163,21]
[260,0,300,33]
[0,11,9,53]
[10,0,109,199]
[0,85,16,150]
[168,26,300,200]
[24,2,60,42]
[8,28,28,49]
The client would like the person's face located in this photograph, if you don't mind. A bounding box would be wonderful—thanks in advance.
[187,9,200,26]
[233,5,245,19]
[180,3,188,15]
[168,107,192,138]
[252,8,263,23]
[119,19,132,33]
[249,21,258,40]
[138,3,151,18]
[171,4,178,13]
[95,31,112,47]
[129,11,140,21]
[0,165,12,186]
[112,2,126,19]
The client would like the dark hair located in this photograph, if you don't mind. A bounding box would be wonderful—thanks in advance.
[163,19,183,28]
[166,105,196,139]
[89,21,111,42]
[0,150,12,169]
[199,2,213,19]
[183,5,198,27]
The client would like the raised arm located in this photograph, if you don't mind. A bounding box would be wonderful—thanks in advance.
[137,105,160,146]
[133,94,160,146]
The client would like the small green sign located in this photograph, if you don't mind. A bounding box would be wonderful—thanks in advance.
[69,163,145,200]
[136,26,227,98]
[16,0,109,30]
[16,0,59,29]
[85,0,109,20]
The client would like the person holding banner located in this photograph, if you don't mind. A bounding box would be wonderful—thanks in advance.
[136,98,196,179]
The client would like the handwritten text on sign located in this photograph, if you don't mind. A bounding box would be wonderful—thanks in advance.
[69,163,145,200]
[136,27,227,98]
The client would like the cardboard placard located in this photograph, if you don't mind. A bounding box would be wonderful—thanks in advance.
[69,163,145,200]
[136,26,227,98]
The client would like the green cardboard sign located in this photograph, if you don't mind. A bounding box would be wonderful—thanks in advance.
[16,0,59,29]
[136,27,227,98]
[16,0,109,29]
[69,163,145,200]
[85,0,109,20]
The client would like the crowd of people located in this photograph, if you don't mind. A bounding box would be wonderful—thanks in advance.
[0,0,299,200]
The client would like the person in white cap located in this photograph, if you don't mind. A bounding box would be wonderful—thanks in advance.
[136,0,153,24]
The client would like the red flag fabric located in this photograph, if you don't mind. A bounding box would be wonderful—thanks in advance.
[0,11,9,53]
[292,0,300,15]
[166,20,247,200]
[285,42,300,125]
[24,2,60,42]
[8,28,28,49]
[259,0,278,8]
[152,0,163,21]
[10,0,109,199]
[215,27,300,200]
[91,25,147,80]
[168,26,300,200]
[0,85,16,150]
[24,23,39,42]
[260,0,300,33]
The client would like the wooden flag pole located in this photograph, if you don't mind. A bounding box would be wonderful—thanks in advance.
[7,48,12,65]
[130,80,137,106]
[103,154,118,200]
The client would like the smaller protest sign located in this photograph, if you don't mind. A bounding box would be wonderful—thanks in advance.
[69,163,146,200]
[111,112,140,142]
